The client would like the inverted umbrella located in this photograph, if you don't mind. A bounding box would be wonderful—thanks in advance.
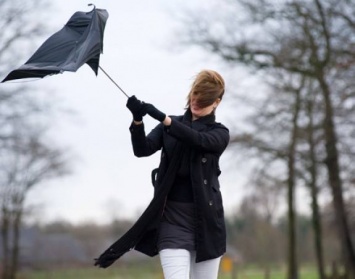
[1,4,128,97]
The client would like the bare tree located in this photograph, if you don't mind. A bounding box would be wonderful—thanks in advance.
[0,1,72,278]
[0,121,69,279]
[0,0,49,74]
[286,80,302,279]
[302,80,326,279]
[0,0,52,148]
[177,0,355,277]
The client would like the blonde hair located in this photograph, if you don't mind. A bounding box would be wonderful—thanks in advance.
[186,69,225,109]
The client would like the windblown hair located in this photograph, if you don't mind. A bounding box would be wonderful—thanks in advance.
[186,69,225,109]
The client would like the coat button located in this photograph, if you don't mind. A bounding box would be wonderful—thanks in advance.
[202,157,207,163]
[203,179,208,185]
[209,200,213,206]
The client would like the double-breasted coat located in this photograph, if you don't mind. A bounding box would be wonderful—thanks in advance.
[95,110,229,267]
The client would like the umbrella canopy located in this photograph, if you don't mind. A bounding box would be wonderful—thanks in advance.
[2,5,109,82]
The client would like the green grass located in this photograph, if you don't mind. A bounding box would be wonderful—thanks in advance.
[21,262,320,279]
[229,268,318,279]
[24,269,160,279]
[22,261,162,279]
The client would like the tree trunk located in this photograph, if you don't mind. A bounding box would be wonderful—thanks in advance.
[287,90,301,279]
[317,74,355,279]
[9,208,22,279]
[1,207,10,279]
[306,95,326,279]
[310,184,326,279]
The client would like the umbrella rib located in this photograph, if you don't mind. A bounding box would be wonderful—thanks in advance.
[99,66,129,98]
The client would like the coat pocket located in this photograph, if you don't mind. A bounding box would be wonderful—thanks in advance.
[212,185,224,219]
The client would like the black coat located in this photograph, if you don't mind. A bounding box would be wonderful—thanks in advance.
[94,110,229,268]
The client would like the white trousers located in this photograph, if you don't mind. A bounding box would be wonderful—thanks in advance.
[159,249,221,279]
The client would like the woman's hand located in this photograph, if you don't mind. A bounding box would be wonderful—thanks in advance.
[141,103,167,122]
[126,95,144,121]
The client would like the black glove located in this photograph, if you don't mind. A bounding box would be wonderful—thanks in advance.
[126,95,144,121]
[94,248,120,268]
[141,103,166,122]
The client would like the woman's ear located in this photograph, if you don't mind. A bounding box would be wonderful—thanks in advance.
[213,98,221,108]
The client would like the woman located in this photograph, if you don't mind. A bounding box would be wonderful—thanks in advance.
[95,70,229,279]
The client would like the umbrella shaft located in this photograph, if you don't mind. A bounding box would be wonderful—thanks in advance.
[99,66,129,98]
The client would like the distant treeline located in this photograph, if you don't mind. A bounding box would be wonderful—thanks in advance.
[1,198,353,269]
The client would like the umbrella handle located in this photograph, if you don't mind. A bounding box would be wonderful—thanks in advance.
[99,66,129,98]
[88,3,96,10]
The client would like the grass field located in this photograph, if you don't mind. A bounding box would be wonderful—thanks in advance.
[21,262,319,279]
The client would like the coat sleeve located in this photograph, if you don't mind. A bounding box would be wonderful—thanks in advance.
[129,122,164,157]
[166,119,230,154]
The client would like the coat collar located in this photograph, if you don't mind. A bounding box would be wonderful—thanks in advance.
[182,109,216,126]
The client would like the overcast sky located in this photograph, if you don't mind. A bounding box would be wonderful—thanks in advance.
[9,0,250,224]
